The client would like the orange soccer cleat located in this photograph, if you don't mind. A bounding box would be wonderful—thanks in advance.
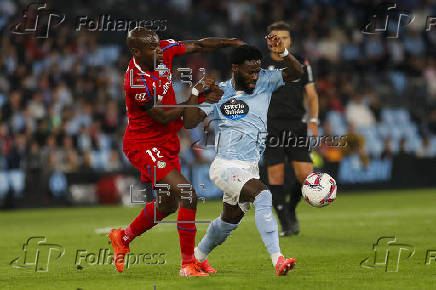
[275,256,296,276]
[195,258,217,274]
[179,263,209,277]
[107,228,130,272]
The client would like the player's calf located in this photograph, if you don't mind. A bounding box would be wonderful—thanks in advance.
[195,214,240,262]
[242,178,291,270]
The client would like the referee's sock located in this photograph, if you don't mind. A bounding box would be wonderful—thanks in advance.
[269,185,292,232]
[288,181,303,212]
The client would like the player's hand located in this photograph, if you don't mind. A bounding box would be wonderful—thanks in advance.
[194,76,215,92]
[230,38,246,47]
[203,84,223,104]
[308,122,318,137]
[266,33,285,55]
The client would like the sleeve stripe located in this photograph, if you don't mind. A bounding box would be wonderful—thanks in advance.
[162,43,182,51]
[139,75,153,100]
[306,64,314,83]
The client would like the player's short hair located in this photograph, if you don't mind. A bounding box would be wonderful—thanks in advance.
[230,45,262,65]
[267,21,291,34]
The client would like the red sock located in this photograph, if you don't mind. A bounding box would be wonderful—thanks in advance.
[122,200,167,245]
[177,206,197,265]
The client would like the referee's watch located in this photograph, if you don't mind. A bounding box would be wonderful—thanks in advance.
[309,118,319,124]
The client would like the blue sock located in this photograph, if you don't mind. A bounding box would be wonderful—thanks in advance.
[197,216,238,257]
[253,190,281,255]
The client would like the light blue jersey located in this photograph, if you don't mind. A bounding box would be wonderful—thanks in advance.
[200,69,284,162]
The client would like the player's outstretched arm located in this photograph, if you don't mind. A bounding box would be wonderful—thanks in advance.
[138,77,221,126]
[142,105,184,126]
[266,33,303,81]
[182,38,245,54]
[183,77,222,129]
[305,83,319,137]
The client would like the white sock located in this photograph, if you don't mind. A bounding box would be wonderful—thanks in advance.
[271,252,283,266]
[194,247,208,262]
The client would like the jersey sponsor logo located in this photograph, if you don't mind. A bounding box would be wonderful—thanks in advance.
[162,80,171,95]
[157,161,166,168]
[156,64,171,79]
[220,98,249,120]
[135,92,151,101]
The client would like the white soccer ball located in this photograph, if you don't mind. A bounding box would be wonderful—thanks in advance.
[302,172,337,207]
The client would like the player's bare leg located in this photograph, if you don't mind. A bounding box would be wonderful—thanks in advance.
[158,169,208,277]
[292,161,313,184]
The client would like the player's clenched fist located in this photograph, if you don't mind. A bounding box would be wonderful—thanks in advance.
[195,76,216,91]
[266,33,285,55]
[193,76,223,104]
[204,84,223,104]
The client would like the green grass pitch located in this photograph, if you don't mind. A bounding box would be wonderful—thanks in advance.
[1,188,436,290]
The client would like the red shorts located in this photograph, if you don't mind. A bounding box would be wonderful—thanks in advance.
[123,146,180,185]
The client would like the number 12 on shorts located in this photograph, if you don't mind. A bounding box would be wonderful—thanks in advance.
[146,147,164,162]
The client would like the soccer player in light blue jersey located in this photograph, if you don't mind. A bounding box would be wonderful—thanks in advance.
[182,35,303,276]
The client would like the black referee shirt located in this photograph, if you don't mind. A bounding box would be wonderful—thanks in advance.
[262,54,314,129]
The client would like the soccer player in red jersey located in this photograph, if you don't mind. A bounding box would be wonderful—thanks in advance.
[108,27,243,276]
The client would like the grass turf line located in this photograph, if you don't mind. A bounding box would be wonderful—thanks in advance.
[1,188,436,290]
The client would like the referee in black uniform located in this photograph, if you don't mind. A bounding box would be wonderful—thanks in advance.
[262,21,319,237]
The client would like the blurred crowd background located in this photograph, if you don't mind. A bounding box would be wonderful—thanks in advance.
[0,0,435,204]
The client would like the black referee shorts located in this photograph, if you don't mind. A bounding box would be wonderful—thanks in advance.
[263,121,312,166]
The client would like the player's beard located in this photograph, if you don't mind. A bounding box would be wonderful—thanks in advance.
[234,71,255,94]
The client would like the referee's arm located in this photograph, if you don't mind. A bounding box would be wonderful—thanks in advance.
[305,83,319,137]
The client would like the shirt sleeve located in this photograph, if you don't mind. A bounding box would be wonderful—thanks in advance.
[302,59,315,87]
[263,69,285,92]
[160,39,186,58]
[199,103,215,118]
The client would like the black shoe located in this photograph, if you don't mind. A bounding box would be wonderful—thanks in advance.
[279,230,294,237]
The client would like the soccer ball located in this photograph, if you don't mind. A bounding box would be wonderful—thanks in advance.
[302,172,337,207]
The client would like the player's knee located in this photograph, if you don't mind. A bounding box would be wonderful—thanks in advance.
[167,202,179,214]
[255,182,269,196]
[268,171,284,185]
[240,179,268,202]
[296,169,312,184]
[157,199,178,215]
[221,211,244,224]
[180,189,197,210]
[267,164,285,185]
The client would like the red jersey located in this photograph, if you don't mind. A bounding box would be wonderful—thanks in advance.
[123,39,186,157]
